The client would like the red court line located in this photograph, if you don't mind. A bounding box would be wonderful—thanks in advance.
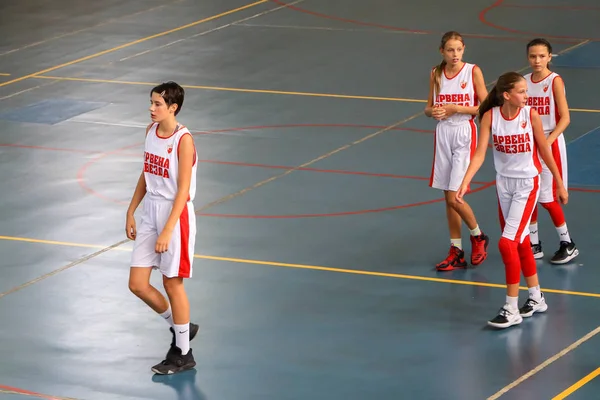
[500,4,600,11]
[268,0,581,43]
[0,384,73,400]
[198,180,497,218]
[76,142,143,203]
[0,140,489,184]
[479,0,599,41]
[0,143,97,154]
[200,159,433,181]
[203,124,434,134]
[75,123,435,205]
[570,187,600,193]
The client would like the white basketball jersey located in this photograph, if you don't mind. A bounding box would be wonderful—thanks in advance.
[433,62,479,124]
[143,122,197,202]
[524,72,562,135]
[490,106,542,179]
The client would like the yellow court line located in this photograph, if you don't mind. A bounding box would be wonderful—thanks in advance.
[31,75,600,112]
[487,327,600,400]
[1,234,599,298]
[552,367,600,399]
[32,75,427,103]
[0,73,10,76]
[570,108,600,113]
[0,0,268,88]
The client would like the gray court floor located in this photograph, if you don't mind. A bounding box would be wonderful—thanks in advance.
[1,1,600,399]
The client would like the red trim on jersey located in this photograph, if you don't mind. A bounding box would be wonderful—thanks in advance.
[471,65,479,106]
[470,65,479,121]
[530,108,543,174]
[176,132,196,203]
[177,132,197,166]
[500,107,521,121]
[514,175,540,243]
[155,123,185,140]
[552,75,561,127]
[177,204,191,278]
[443,62,467,80]
[530,71,553,84]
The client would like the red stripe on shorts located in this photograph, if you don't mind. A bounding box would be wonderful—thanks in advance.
[514,175,540,243]
[178,204,191,278]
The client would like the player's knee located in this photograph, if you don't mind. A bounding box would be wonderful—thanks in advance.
[162,275,184,295]
[446,195,460,209]
[128,280,151,297]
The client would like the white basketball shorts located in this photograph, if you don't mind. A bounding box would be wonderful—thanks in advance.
[130,195,196,278]
[429,119,477,192]
[538,134,568,204]
[496,174,540,243]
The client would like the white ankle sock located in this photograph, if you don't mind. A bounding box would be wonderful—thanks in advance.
[530,223,539,245]
[556,224,571,243]
[451,238,462,250]
[173,323,190,355]
[470,225,481,236]
[159,306,174,327]
[506,296,519,310]
[528,285,542,301]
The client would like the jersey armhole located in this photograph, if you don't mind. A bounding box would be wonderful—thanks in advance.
[145,122,155,137]
[177,132,197,167]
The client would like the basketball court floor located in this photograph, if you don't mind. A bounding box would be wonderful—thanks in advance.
[1,0,600,399]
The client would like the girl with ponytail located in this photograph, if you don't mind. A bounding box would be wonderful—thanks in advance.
[456,72,568,329]
[524,38,578,264]
[425,31,490,271]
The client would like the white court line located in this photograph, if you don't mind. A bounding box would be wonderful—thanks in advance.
[487,326,600,399]
[568,125,600,145]
[118,0,306,62]
[64,119,249,136]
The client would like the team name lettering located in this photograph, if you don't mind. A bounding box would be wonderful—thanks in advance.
[144,152,170,178]
[526,96,550,115]
[493,133,532,154]
[435,93,471,107]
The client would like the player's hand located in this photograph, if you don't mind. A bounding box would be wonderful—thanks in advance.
[126,214,136,240]
[432,106,446,121]
[455,183,469,204]
[155,230,172,253]
[556,185,569,205]
[442,104,458,117]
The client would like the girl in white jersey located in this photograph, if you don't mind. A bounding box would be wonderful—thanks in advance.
[425,31,490,271]
[457,72,568,329]
[126,82,199,374]
[525,38,579,264]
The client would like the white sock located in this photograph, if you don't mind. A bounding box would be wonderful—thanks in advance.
[451,238,462,250]
[173,323,190,355]
[530,223,539,245]
[528,285,542,301]
[469,225,481,236]
[506,295,519,310]
[159,306,174,327]
[556,223,571,243]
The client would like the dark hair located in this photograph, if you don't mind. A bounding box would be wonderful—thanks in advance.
[151,81,185,115]
[433,31,464,95]
[478,72,525,119]
[526,38,552,54]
